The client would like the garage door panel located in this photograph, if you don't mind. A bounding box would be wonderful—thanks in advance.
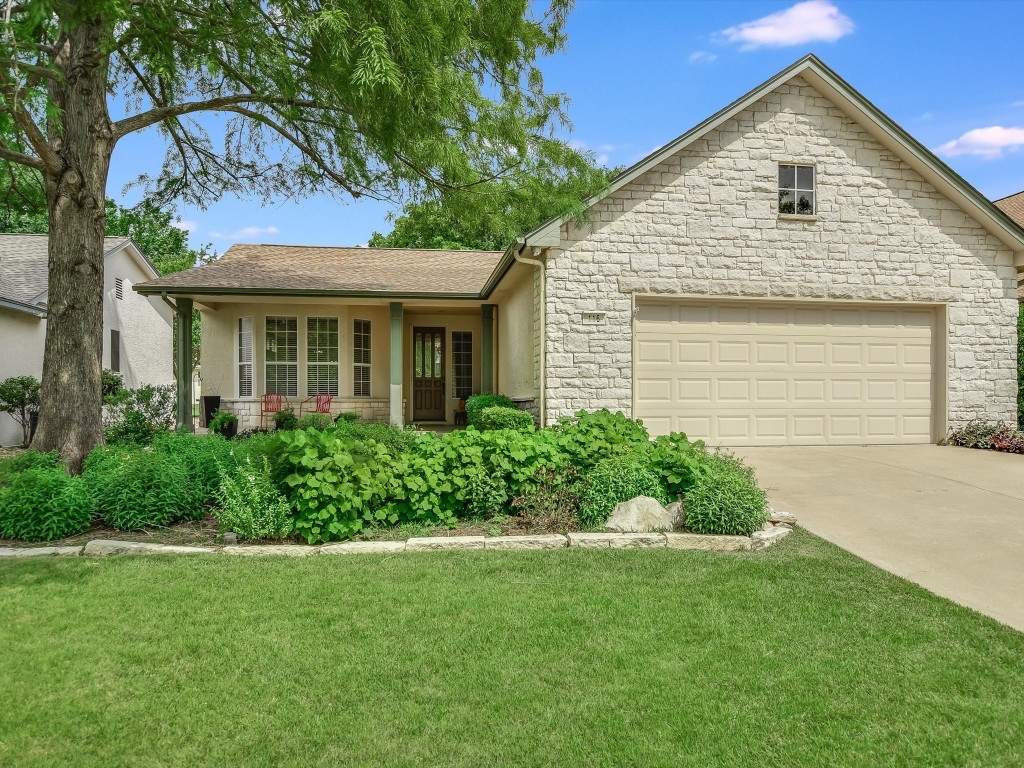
[634,300,937,446]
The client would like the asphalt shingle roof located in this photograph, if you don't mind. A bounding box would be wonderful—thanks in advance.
[995,190,1024,231]
[0,234,131,306]
[138,244,506,296]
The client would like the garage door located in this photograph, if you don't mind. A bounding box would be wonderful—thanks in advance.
[634,300,937,446]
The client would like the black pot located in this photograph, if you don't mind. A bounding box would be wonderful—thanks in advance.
[219,420,238,440]
[201,395,222,427]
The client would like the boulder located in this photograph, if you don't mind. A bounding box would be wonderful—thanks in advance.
[769,510,797,526]
[604,496,678,533]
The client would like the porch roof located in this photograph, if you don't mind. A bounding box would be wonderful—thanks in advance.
[136,244,505,298]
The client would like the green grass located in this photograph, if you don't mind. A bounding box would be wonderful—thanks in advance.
[2,530,1022,767]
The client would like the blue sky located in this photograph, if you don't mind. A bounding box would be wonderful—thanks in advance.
[107,0,1024,253]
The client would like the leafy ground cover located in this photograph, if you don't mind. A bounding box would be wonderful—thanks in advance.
[1,530,1022,767]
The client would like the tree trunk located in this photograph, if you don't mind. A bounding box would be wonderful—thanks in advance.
[30,15,114,473]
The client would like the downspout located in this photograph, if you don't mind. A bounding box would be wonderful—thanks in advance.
[513,243,546,427]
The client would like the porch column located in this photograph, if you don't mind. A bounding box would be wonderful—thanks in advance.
[174,298,194,433]
[390,302,403,426]
[481,304,495,394]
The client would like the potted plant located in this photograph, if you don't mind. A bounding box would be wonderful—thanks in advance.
[208,409,239,439]
[274,408,298,431]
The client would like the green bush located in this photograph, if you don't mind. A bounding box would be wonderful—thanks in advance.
[86,447,194,530]
[0,450,62,487]
[334,411,358,424]
[103,384,176,445]
[274,408,298,430]
[101,369,124,401]
[1018,302,1024,430]
[511,466,581,533]
[0,467,94,541]
[554,409,651,472]
[684,455,768,536]
[208,410,238,436]
[0,375,40,447]
[465,471,509,517]
[333,420,423,455]
[577,454,667,528]
[151,431,233,509]
[647,432,707,499]
[479,406,534,431]
[298,412,334,431]
[466,393,515,429]
[215,455,293,540]
[946,421,1005,450]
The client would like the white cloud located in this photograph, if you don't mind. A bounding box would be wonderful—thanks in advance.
[688,50,718,64]
[172,219,197,233]
[209,225,280,240]
[1014,100,1024,108]
[936,126,1024,159]
[720,0,854,50]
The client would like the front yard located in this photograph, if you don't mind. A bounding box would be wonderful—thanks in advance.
[2,529,1022,767]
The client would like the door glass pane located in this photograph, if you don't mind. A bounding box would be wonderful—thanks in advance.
[415,333,422,377]
[433,335,442,378]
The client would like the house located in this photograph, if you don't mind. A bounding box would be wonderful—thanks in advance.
[993,191,1024,299]
[136,54,1024,446]
[0,235,174,446]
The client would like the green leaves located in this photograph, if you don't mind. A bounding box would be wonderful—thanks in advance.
[684,455,768,537]
[0,467,94,542]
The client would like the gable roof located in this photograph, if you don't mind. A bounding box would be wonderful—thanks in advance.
[517,54,1024,261]
[0,235,153,317]
[136,244,505,298]
[994,191,1024,231]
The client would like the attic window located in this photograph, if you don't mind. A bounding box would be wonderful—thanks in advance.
[115,277,124,300]
[779,164,815,215]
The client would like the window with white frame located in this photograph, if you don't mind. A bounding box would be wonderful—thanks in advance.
[353,319,371,397]
[307,317,339,396]
[237,317,253,398]
[778,164,815,215]
[265,316,298,397]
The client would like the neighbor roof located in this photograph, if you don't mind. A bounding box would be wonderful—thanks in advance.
[0,235,141,316]
[136,244,505,298]
[994,191,1024,231]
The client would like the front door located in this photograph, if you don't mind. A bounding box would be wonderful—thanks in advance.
[413,327,446,421]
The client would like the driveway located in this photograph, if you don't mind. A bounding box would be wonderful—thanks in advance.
[737,445,1024,632]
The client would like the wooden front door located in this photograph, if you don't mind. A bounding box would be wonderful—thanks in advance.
[413,327,446,421]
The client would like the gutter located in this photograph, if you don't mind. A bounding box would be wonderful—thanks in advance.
[513,243,547,427]
[135,285,483,301]
[0,295,47,317]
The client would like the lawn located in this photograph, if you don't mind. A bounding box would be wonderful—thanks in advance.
[2,530,1022,767]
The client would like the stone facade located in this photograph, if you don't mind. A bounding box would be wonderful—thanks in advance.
[543,77,1018,430]
[220,397,390,431]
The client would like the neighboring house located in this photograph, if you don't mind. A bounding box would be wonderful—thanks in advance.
[137,55,1024,447]
[0,235,174,446]
[993,191,1024,299]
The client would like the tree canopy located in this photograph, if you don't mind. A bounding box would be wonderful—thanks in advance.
[370,143,618,251]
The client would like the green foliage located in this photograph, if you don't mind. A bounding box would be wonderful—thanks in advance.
[209,410,239,436]
[946,421,1006,450]
[0,467,94,542]
[0,450,61,487]
[479,406,534,431]
[647,432,707,499]
[101,370,125,401]
[215,456,293,540]
[274,409,299,431]
[103,384,176,445]
[578,455,667,528]
[685,455,768,536]
[370,143,618,251]
[0,375,40,446]
[465,471,509,518]
[554,409,651,472]
[335,411,359,424]
[1018,303,1023,429]
[466,394,515,429]
[85,447,194,530]
[152,432,234,509]
[511,466,581,533]
[298,412,334,431]
[333,420,422,455]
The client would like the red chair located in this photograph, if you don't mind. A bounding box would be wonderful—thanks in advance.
[300,393,333,417]
[259,393,289,429]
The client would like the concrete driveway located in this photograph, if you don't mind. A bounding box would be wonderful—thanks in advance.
[737,445,1024,632]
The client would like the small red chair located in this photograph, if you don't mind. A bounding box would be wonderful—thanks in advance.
[300,393,333,417]
[259,393,289,429]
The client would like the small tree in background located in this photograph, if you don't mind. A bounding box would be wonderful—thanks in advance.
[0,376,41,447]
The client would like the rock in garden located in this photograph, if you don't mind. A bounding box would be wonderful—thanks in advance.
[604,496,678,533]
[666,500,685,529]
[769,510,797,526]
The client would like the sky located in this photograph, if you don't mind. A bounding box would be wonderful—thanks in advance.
[106,0,1024,253]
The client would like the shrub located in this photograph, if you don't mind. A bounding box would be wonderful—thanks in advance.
[215,456,293,540]
[479,406,534,431]
[333,420,422,455]
[335,411,358,424]
[991,427,1024,454]
[103,384,176,445]
[947,421,1005,450]
[577,454,666,528]
[512,466,581,533]
[554,409,650,472]
[465,471,509,517]
[0,375,40,447]
[298,412,334,431]
[466,393,515,429]
[151,432,233,509]
[274,408,298,431]
[86,447,194,530]
[684,455,768,536]
[208,410,238,436]
[101,369,124,401]
[0,467,94,541]
[0,450,61,487]
[647,432,707,499]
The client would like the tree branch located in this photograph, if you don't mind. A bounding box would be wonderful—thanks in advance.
[112,94,318,139]
[0,143,43,170]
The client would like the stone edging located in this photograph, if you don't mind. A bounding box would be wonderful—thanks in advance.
[0,526,793,558]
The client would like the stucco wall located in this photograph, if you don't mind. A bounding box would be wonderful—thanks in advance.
[0,309,46,446]
[495,261,538,402]
[544,77,1018,431]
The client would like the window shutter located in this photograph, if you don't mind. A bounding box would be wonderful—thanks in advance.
[238,317,253,398]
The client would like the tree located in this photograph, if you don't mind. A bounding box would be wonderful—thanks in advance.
[0,0,571,471]
[371,143,618,251]
[0,376,41,448]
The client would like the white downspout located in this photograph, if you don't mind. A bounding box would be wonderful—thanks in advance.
[513,244,546,426]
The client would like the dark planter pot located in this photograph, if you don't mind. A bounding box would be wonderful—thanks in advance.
[201,395,222,427]
[217,421,238,440]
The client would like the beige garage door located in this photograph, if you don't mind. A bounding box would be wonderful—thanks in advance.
[634,300,938,446]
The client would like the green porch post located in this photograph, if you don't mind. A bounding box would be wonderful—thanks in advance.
[481,304,495,394]
[390,302,403,426]
[175,298,194,433]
